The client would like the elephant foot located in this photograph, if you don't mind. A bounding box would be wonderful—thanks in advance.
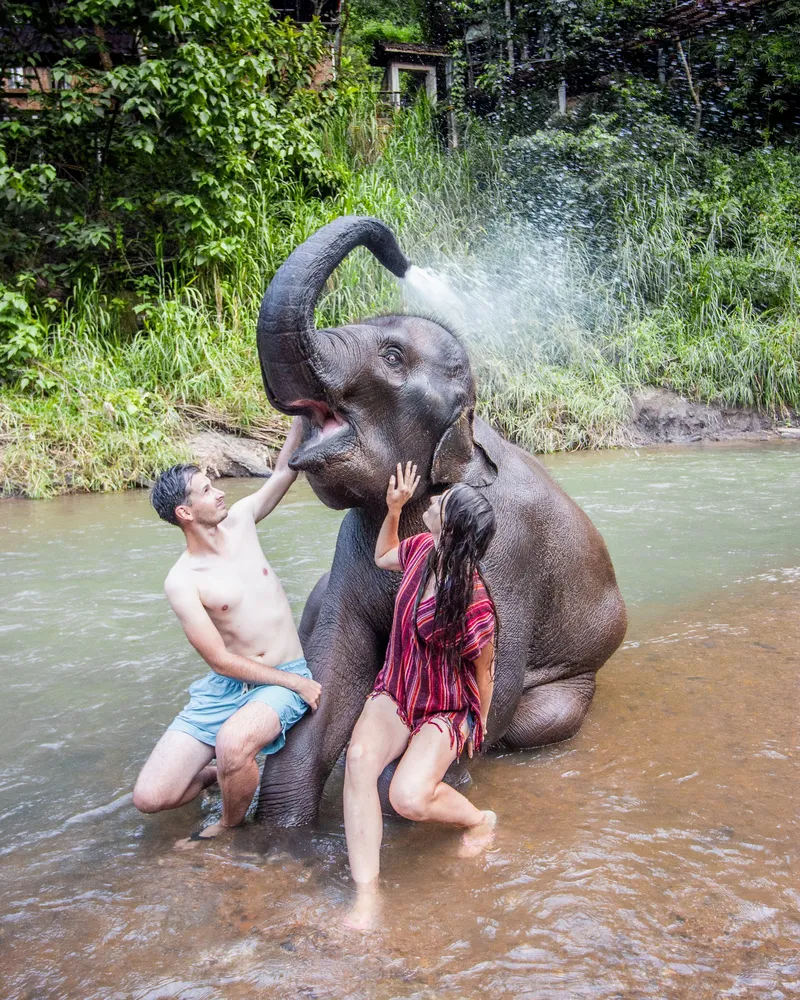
[499,671,596,750]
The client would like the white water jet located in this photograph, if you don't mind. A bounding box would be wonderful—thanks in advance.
[397,220,621,369]
[400,264,471,333]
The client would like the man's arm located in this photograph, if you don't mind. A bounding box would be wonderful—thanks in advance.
[164,575,321,710]
[231,417,305,524]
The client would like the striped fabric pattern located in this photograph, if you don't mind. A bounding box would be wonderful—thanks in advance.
[372,532,496,756]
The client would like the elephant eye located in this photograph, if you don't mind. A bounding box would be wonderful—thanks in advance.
[383,348,403,368]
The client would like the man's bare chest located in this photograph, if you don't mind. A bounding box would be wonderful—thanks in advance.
[191,531,274,616]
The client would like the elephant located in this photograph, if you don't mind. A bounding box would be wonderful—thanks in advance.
[255,215,627,826]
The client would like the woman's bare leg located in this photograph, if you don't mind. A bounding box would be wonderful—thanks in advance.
[343,694,410,929]
[388,720,496,853]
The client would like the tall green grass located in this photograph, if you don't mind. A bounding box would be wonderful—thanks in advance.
[0,100,507,496]
[1,98,799,497]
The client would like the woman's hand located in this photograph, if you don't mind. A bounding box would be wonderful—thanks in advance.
[466,716,488,760]
[386,461,420,512]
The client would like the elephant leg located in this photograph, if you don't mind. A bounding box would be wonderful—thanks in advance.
[298,572,329,647]
[256,599,389,826]
[498,671,596,750]
[377,757,472,816]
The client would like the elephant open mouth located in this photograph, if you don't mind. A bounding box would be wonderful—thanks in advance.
[289,398,355,471]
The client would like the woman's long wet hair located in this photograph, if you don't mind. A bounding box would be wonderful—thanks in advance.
[414,483,497,662]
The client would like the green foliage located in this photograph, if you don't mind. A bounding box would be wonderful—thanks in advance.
[350,18,423,49]
[1,1,343,288]
[431,0,800,141]
[2,2,800,496]
[691,0,800,136]
[0,98,503,495]
[0,285,50,388]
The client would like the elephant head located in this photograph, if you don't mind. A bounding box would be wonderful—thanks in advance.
[257,216,496,510]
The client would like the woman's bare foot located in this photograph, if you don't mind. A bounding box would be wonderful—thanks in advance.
[344,882,382,932]
[458,810,497,858]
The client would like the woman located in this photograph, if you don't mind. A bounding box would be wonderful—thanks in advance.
[344,461,498,929]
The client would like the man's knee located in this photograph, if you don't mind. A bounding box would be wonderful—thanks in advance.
[388,778,431,821]
[216,706,281,775]
[216,723,265,776]
[133,780,171,814]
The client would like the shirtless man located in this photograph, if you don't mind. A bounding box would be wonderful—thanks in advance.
[133,418,320,839]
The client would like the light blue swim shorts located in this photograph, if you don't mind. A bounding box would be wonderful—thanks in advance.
[167,657,311,755]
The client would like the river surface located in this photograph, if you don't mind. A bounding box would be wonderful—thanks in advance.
[1,442,799,999]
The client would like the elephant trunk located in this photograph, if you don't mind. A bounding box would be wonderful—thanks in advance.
[257,216,411,413]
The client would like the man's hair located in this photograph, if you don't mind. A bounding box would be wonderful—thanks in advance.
[150,464,201,526]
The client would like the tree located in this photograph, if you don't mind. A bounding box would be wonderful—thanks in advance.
[0,1,343,290]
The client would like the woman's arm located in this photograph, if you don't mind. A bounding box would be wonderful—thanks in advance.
[473,639,495,737]
[374,461,421,570]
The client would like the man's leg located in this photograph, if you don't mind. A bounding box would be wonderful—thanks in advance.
[210,701,282,832]
[133,730,216,814]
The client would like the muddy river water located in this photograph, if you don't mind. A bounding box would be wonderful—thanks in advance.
[1,442,799,999]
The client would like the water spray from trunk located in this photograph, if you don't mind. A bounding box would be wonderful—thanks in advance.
[397,220,623,370]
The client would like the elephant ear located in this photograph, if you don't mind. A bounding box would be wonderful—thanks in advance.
[431,409,498,487]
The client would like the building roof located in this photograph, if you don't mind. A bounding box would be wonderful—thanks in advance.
[372,40,449,66]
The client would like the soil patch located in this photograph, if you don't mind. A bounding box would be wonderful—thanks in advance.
[627,388,798,447]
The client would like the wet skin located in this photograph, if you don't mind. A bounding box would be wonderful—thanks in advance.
[133,421,321,835]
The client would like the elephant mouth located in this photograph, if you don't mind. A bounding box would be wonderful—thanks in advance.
[289,398,355,471]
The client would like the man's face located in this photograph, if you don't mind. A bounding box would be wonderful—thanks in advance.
[176,473,227,527]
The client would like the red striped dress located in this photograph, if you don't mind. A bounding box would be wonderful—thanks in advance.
[371,532,496,757]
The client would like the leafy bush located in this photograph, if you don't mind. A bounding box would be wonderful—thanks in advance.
[0,285,46,386]
[2,2,799,497]
[1,1,344,290]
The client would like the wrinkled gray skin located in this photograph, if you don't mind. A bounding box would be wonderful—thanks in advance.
[255,216,627,826]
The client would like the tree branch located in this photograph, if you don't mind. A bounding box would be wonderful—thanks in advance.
[675,38,702,134]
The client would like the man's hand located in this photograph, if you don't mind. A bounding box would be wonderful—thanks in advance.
[386,461,420,513]
[274,416,304,474]
[292,674,322,712]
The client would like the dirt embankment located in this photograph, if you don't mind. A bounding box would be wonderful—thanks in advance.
[628,389,800,447]
[188,388,800,481]
[188,429,275,478]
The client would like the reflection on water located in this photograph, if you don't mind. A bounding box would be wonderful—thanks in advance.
[1,444,798,999]
[541,440,800,609]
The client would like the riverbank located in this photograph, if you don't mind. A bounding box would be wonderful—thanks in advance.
[3,387,795,498]
[3,102,799,498]
[189,389,800,482]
